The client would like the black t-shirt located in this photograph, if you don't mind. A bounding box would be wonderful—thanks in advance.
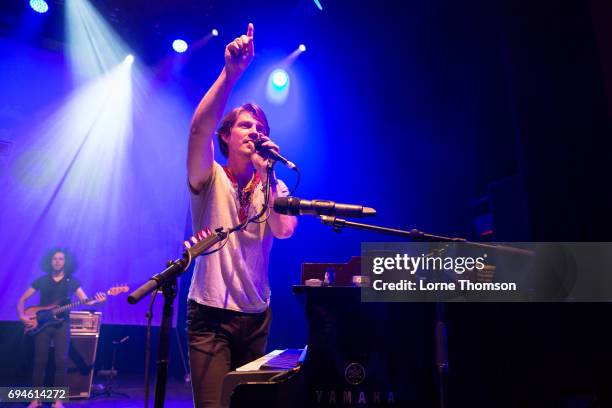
[31,275,81,306]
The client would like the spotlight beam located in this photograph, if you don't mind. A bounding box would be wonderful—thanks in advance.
[66,0,133,81]
[26,88,114,243]
[278,45,307,67]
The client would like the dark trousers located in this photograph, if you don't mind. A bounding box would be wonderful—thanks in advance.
[32,319,69,387]
[187,300,272,408]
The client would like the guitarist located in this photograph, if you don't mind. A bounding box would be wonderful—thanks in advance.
[16,247,105,408]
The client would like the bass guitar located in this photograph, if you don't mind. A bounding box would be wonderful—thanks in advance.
[23,285,128,335]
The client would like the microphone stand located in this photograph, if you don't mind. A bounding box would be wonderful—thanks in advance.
[127,161,275,408]
[319,215,533,408]
[320,216,533,255]
[128,231,227,408]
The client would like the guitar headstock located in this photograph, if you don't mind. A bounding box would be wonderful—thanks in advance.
[107,285,129,296]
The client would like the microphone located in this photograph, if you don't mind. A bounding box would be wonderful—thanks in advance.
[254,139,297,170]
[273,196,376,218]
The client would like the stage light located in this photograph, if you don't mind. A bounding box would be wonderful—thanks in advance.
[29,0,49,13]
[66,0,133,82]
[172,39,188,53]
[313,0,323,10]
[125,54,134,64]
[211,29,219,37]
[271,69,289,90]
[267,69,290,104]
[298,44,307,52]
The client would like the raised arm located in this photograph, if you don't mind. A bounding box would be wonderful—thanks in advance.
[188,23,255,192]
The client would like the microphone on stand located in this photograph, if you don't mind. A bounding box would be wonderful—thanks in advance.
[273,196,376,218]
[254,139,298,170]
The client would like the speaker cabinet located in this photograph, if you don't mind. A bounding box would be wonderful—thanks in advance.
[67,333,99,398]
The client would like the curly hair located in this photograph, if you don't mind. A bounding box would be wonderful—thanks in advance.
[216,103,270,158]
[40,247,78,276]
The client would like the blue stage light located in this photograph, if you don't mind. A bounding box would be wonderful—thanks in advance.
[211,29,219,37]
[125,54,134,64]
[271,69,289,90]
[267,69,290,104]
[172,39,188,53]
[29,0,49,13]
[299,44,307,52]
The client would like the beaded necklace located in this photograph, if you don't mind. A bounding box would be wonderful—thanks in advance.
[222,166,260,223]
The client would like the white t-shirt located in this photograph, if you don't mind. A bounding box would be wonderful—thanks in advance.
[188,162,288,313]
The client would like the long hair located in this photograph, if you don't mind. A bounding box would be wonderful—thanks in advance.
[216,103,270,158]
[40,247,78,276]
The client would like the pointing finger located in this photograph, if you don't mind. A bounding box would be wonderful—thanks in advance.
[246,23,254,39]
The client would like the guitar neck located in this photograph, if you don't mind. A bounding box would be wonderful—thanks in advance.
[46,285,127,317]
[53,298,91,316]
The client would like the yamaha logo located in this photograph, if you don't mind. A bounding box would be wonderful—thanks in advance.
[344,363,366,385]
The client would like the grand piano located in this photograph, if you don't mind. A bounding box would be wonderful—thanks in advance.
[222,257,438,408]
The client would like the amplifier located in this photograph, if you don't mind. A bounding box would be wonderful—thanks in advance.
[69,311,101,334]
[67,333,99,398]
[67,311,101,398]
